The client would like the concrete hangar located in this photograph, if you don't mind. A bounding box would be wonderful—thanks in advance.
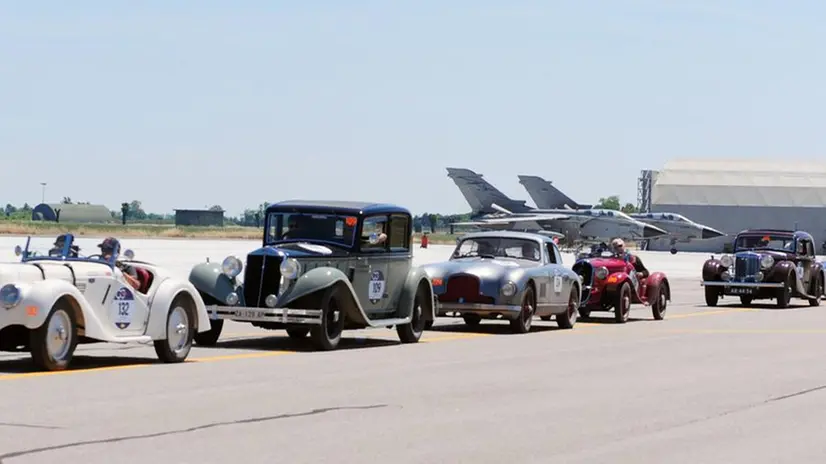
[637,158,826,253]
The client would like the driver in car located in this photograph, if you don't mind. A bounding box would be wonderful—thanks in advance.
[49,235,80,257]
[611,238,649,278]
[97,237,141,290]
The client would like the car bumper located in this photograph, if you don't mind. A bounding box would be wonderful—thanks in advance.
[206,305,322,324]
[700,281,783,288]
[435,302,521,315]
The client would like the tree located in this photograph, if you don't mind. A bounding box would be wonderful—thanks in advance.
[596,195,621,210]
[621,203,638,213]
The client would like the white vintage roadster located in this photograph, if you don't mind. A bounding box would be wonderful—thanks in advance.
[0,233,212,371]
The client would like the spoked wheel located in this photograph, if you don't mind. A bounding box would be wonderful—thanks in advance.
[510,286,536,334]
[30,302,78,371]
[310,284,345,351]
[397,286,427,343]
[154,296,196,363]
[614,282,631,323]
[651,285,668,320]
[556,287,579,329]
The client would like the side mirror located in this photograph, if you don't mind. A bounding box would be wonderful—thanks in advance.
[123,249,135,260]
[14,245,22,256]
[368,233,380,245]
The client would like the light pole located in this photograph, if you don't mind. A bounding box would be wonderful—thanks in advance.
[40,183,46,204]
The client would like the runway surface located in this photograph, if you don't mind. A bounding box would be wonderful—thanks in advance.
[1,236,826,463]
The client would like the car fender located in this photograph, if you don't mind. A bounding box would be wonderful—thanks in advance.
[645,272,670,301]
[702,259,724,281]
[395,266,435,321]
[146,279,211,339]
[767,261,795,283]
[10,280,112,340]
[604,272,642,301]
[188,262,241,306]
[280,266,371,326]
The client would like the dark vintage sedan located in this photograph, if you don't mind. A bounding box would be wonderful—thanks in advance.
[701,229,825,308]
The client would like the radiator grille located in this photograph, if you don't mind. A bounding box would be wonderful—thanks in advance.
[243,254,283,307]
[734,255,759,279]
[439,274,494,304]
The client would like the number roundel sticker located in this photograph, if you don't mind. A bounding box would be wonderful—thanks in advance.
[369,270,385,304]
[112,286,135,330]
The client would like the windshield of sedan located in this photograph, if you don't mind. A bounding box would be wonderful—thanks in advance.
[452,237,541,261]
[266,212,357,248]
[734,233,795,252]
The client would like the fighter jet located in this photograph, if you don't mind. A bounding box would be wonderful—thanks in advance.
[446,168,668,242]
[517,174,726,252]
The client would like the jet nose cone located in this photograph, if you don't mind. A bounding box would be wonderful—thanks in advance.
[702,227,725,239]
[643,224,667,238]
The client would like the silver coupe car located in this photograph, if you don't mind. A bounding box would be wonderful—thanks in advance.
[421,231,582,333]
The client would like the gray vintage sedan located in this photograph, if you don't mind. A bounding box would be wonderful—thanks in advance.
[421,231,582,333]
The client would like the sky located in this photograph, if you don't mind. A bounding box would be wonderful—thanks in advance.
[2,0,825,217]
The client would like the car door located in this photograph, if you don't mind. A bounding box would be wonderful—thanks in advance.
[795,238,815,290]
[545,242,567,309]
[83,267,151,336]
[381,213,415,317]
[351,214,392,317]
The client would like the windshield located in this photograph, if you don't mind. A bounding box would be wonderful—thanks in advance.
[15,235,119,264]
[452,237,541,261]
[266,212,357,247]
[734,233,795,252]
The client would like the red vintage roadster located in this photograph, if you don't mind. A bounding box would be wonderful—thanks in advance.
[571,248,670,322]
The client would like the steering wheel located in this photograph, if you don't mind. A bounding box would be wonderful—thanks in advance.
[85,254,103,260]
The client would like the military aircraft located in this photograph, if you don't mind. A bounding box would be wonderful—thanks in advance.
[446,168,668,244]
[517,174,726,253]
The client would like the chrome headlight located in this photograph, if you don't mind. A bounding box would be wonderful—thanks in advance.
[595,266,609,280]
[721,270,731,281]
[720,254,733,268]
[280,258,301,279]
[760,255,774,269]
[221,256,243,278]
[501,281,517,297]
[0,284,22,309]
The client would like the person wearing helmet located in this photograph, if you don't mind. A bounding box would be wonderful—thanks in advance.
[97,237,141,290]
[611,238,649,278]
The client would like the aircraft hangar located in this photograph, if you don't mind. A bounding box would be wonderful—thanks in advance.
[638,158,826,253]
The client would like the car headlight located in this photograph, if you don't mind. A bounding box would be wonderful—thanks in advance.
[595,266,609,280]
[501,281,517,297]
[221,256,243,278]
[760,255,774,269]
[280,258,301,279]
[0,284,22,309]
[720,254,733,268]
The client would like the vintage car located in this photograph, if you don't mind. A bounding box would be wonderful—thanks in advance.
[188,200,436,351]
[0,233,212,371]
[701,229,825,308]
[420,231,582,333]
[571,245,670,322]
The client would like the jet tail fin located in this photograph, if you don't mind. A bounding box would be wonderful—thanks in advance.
[447,167,533,215]
[518,175,591,210]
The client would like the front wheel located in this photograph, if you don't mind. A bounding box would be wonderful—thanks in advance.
[651,285,668,320]
[556,287,579,329]
[809,274,823,307]
[704,286,719,307]
[614,282,631,323]
[510,286,536,334]
[776,274,793,309]
[310,284,345,351]
[30,302,78,371]
[154,296,196,363]
[194,318,223,346]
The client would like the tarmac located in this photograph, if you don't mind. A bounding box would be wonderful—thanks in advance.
[1,237,825,463]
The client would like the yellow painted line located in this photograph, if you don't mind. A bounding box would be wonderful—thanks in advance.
[663,329,826,335]
[190,351,293,362]
[422,333,492,342]
[668,308,758,319]
[0,363,148,381]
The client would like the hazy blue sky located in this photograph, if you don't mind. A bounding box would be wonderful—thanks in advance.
[3,1,825,217]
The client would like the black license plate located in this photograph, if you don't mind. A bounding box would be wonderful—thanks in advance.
[727,287,756,295]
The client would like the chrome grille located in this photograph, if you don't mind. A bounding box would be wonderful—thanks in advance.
[242,254,283,307]
[734,255,759,279]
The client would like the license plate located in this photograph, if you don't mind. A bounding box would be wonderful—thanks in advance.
[233,309,260,318]
[729,287,754,295]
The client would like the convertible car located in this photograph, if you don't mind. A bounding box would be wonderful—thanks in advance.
[0,233,212,371]
[420,231,582,333]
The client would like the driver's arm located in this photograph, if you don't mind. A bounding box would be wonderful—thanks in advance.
[118,264,141,289]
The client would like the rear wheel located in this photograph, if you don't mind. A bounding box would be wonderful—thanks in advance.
[651,285,668,320]
[30,302,78,371]
[310,285,345,351]
[614,282,631,323]
[776,274,793,309]
[397,286,427,343]
[556,287,579,329]
[809,273,822,307]
[510,286,536,333]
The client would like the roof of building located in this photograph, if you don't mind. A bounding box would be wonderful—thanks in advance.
[32,203,113,222]
[652,158,826,207]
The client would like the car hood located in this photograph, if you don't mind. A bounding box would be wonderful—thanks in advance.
[421,257,533,281]
[577,257,628,273]
[248,242,347,258]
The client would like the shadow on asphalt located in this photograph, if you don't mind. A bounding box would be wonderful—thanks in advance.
[200,334,402,353]
[693,303,813,310]
[0,355,157,374]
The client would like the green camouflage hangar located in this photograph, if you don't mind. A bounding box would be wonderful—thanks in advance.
[637,158,826,253]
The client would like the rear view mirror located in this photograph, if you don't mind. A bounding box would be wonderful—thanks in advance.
[14,245,22,256]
